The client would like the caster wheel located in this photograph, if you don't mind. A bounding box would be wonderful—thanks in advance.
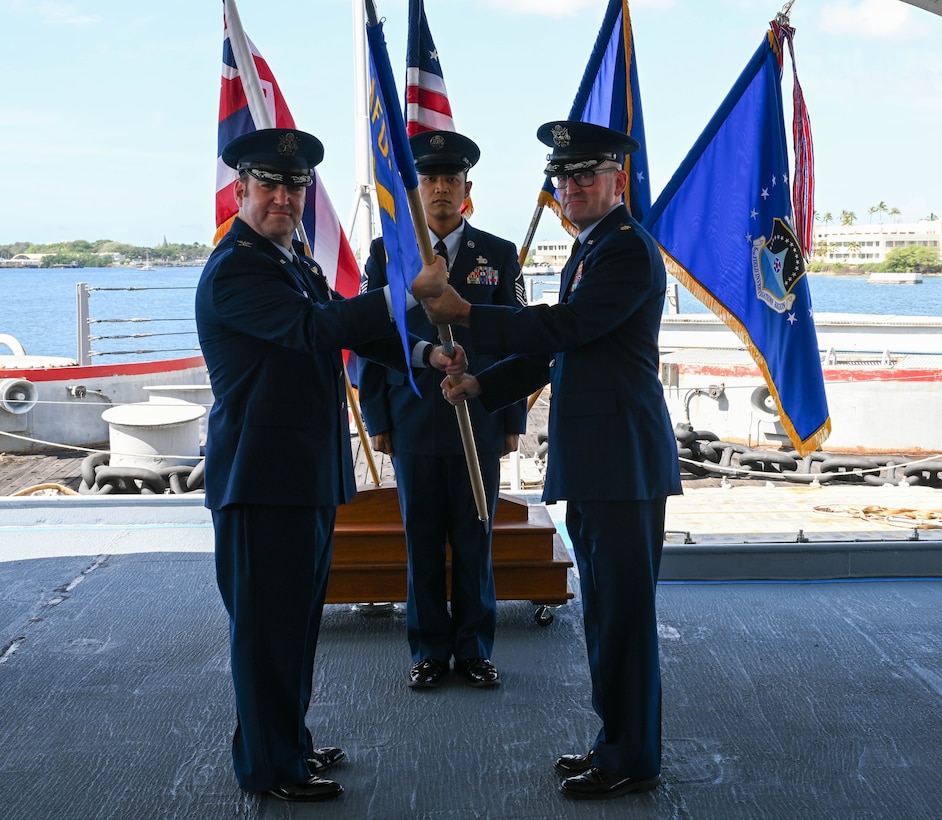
[534,606,554,626]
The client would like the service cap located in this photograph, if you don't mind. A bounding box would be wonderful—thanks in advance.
[410,130,480,175]
[537,120,639,176]
[222,128,324,187]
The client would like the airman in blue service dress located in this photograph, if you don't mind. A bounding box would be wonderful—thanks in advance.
[196,128,453,802]
[358,131,527,689]
[425,121,682,800]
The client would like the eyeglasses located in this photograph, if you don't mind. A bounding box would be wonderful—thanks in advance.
[551,167,619,190]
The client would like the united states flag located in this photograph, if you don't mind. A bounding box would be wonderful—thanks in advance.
[215,1,361,299]
[404,0,471,214]
[404,0,455,136]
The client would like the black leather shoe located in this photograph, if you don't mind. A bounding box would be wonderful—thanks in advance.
[457,657,500,688]
[554,749,594,775]
[408,658,449,688]
[559,767,659,800]
[307,746,346,772]
[267,775,343,802]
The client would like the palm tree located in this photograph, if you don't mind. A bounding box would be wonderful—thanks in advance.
[868,206,878,223]
[889,207,901,223]
[840,210,856,226]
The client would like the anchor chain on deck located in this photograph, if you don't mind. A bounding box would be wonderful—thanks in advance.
[673,423,942,488]
[77,451,205,495]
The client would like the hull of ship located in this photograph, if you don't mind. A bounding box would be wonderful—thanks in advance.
[0,355,209,454]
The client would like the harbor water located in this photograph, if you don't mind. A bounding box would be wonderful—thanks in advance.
[2,266,942,364]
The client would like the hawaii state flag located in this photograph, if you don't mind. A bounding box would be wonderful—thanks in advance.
[366,16,423,395]
[538,0,650,233]
[642,24,829,455]
[215,0,360,299]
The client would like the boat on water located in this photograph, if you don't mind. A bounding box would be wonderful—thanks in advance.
[867,271,923,284]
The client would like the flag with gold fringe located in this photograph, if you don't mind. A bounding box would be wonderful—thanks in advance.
[642,22,829,456]
[538,0,650,234]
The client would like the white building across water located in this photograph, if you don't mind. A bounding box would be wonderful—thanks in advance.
[812,218,942,265]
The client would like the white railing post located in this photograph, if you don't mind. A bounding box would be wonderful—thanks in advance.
[76,283,91,365]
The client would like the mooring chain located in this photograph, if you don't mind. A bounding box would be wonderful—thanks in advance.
[77,452,205,495]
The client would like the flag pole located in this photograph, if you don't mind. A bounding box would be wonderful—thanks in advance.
[224,0,381,486]
[365,0,490,530]
[516,201,545,269]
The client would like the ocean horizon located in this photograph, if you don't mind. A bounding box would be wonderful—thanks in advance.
[2,266,941,364]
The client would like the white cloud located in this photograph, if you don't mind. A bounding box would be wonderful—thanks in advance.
[817,0,926,40]
[29,2,98,26]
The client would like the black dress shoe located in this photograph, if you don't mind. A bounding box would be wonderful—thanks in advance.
[267,775,343,802]
[457,657,500,688]
[559,767,659,800]
[554,749,594,775]
[408,658,449,688]
[307,746,346,772]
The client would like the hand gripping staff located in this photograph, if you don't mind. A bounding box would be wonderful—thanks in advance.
[365,0,490,531]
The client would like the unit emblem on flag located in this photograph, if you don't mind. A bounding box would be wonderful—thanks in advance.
[278,132,300,157]
[751,217,805,313]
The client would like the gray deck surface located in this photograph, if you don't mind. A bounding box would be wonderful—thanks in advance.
[2,497,942,819]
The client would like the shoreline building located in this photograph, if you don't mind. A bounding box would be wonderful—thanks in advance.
[812,218,942,265]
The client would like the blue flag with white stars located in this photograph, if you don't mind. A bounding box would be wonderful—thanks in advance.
[643,28,830,456]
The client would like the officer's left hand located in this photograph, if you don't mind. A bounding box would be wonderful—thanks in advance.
[429,342,467,377]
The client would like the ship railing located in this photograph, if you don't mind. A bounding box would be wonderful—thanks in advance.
[76,283,200,365]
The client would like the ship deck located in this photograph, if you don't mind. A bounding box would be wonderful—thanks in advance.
[3,395,942,817]
[1,493,942,819]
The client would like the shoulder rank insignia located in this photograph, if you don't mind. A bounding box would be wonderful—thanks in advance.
[619,224,633,232]
[236,239,255,248]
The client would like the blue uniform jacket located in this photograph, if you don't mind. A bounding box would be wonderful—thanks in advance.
[196,218,411,509]
[358,222,527,456]
[468,206,682,502]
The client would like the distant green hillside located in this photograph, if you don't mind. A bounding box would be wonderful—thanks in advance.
[0,239,213,268]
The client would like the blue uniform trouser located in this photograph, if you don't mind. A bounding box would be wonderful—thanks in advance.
[565,497,665,779]
[213,504,335,791]
[393,451,500,664]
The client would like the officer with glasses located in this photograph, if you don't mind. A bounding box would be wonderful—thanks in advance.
[414,120,682,801]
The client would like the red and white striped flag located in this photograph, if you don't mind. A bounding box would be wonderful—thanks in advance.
[405,0,455,136]
[215,0,361,298]
[404,0,471,214]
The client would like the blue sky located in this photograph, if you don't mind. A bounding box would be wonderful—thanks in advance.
[1,0,940,252]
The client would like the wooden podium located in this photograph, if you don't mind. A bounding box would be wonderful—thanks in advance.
[328,484,573,624]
